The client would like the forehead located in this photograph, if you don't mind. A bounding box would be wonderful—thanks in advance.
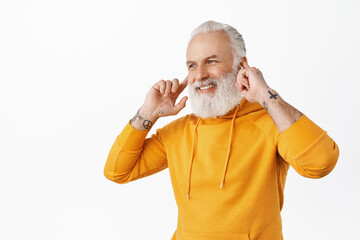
[186,31,233,62]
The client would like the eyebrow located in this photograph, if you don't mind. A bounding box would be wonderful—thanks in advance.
[186,55,219,65]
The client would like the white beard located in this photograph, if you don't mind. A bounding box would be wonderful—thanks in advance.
[189,69,243,119]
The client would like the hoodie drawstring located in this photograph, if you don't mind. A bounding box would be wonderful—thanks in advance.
[187,117,201,200]
[186,104,241,200]
[220,104,240,189]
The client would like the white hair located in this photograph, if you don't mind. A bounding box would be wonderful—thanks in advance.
[190,20,246,70]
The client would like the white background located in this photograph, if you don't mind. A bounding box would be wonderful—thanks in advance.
[1,0,359,239]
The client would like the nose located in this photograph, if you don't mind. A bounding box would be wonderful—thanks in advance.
[189,65,209,85]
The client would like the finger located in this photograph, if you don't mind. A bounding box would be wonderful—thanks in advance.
[237,75,249,89]
[238,68,249,79]
[171,78,180,93]
[173,96,188,114]
[242,78,250,89]
[157,80,166,94]
[241,88,248,97]
[235,81,243,92]
[152,83,160,91]
[178,76,188,93]
[240,61,251,69]
[236,81,246,92]
[165,80,172,96]
[237,82,248,97]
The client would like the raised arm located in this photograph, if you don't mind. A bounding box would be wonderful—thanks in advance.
[130,77,188,131]
[236,60,339,178]
[236,61,303,133]
[104,77,188,183]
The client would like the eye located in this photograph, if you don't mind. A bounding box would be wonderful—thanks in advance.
[188,64,195,69]
[208,59,216,64]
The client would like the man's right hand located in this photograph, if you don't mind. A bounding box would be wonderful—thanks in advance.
[130,77,188,131]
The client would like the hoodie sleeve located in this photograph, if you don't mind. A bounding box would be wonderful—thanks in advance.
[276,115,339,178]
[104,122,168,184]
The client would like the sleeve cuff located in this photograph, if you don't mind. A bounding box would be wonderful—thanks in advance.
[116,121,150,150]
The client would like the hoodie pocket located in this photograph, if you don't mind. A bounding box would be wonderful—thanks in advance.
[180,231,250,240]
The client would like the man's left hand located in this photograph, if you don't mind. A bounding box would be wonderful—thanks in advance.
[235,61,269,103]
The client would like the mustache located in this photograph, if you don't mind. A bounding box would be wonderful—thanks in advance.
[190,78,219,89]
[189,69,238,90]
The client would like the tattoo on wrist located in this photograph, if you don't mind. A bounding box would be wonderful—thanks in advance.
[268,90,278,100]
[262,90,277,111]
[130,109,142,124]
[130,109,153,130]
[143,120,153,129]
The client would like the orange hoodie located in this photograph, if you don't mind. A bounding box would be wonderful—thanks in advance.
[104,98,339,240]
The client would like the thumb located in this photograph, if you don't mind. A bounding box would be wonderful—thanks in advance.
[173,96,188,114]
[178,76,188,94]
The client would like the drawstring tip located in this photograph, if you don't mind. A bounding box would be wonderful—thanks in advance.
[187,194,189,199]
[220,182,223,189]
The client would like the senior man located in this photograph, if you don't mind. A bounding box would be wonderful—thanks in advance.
[104,20,339,240]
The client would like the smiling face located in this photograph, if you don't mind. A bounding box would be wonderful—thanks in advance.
[186,31,235,93]
[186,31,244,118]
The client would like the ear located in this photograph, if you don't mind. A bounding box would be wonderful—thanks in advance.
[236,56,248,70]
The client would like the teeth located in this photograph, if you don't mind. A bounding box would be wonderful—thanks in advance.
[199,84,215,90]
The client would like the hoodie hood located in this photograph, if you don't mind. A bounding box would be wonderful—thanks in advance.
[186,98,263,200]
